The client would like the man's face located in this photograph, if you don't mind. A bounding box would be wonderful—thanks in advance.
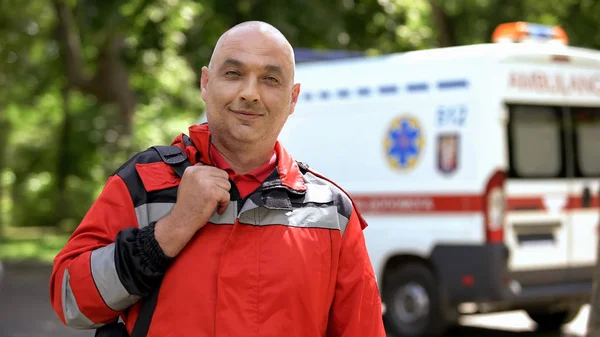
[200,28,300,146]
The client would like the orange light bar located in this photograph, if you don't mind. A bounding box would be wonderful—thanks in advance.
[552,26,569,44]
[492,22,568,45]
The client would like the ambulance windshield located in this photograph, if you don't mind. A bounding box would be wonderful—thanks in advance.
[508,105,600,179]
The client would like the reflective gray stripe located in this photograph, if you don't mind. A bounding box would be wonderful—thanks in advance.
[239,198,259,215]
[239,205,349,235]
[136,201,236,227]
[208,201,237,225]
[135,202,175,228]
[339,214,349,234]
[62,268,104,329]
[302,183,333,203]
[90,243,140,311]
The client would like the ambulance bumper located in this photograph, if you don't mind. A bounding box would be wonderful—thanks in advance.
[430,243,593,310]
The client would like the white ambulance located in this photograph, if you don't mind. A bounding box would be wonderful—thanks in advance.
[278,22,600,337]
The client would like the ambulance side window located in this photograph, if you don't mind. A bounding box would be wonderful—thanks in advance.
[572,107,600,178]
[507,105,565,178]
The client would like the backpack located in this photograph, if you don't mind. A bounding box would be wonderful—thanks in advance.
[95,145,191,337]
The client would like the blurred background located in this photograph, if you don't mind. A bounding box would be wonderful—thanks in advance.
[0,0,599,336]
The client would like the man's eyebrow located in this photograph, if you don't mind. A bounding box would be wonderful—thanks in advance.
[221,58,244,68]
[220,58,285,77]
[264,64,283,75]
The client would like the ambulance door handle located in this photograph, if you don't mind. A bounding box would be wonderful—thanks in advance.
[582,186,592,208]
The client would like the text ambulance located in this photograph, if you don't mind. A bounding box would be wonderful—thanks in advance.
[277,22,600,337]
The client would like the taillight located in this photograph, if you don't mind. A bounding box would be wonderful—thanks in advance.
[484,170,507,243]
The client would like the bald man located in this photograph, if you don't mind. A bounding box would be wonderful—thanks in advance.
[50,21,386,337]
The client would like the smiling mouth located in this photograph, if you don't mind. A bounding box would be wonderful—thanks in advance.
[230,109,264,119]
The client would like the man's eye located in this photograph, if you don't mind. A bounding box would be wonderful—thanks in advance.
[266,76,279,82]
[226,71,240,76]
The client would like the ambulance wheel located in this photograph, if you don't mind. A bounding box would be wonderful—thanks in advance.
[382,263,447,337]
[527,308,579,331]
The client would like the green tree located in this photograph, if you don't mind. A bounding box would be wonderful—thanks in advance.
[1,0,600,235]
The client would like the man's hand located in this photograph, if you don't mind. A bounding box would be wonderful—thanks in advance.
[155,163,231,257]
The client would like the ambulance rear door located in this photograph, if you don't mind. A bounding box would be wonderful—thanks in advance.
[503,103,571,278]
[566,105,600,273]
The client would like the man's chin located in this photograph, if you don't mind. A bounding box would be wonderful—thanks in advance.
[231,126,261,143]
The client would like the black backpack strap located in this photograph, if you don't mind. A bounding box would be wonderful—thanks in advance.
[129,145,193,337]
[151,145,191,178]
[96,145,193,337]
[129,282,161,337]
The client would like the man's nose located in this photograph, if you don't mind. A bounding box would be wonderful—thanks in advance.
[240,78,260,102]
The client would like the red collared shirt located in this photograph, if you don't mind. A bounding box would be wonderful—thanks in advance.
[209,144,277,198]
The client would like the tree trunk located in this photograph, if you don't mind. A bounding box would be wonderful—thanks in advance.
[587,189,600,337]
[52,0,136,172]
[53,86,72,228]
[428,0,456,47]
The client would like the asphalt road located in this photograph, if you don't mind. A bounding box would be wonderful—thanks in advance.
[0,262,590,337]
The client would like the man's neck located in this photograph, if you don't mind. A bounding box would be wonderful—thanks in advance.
[211,138,274,175]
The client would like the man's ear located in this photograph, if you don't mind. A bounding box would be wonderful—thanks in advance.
[200,66,209,102]
[289,83,301,115]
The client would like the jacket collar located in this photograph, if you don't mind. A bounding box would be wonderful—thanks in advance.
[175,123,307,194]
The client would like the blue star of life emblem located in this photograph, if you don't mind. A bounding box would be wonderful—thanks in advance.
[384,115,424,171]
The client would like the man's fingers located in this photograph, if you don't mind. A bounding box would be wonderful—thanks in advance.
[216,190,230,214]
[196,165,229,180]
[214,178,232,191]
[217,202,228,215]
[210,168,230,180]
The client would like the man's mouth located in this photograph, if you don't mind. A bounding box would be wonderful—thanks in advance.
[230,108,264,120]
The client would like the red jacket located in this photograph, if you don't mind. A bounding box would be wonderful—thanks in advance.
[50,123,385,337]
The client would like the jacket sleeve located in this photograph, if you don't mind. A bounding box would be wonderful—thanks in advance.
[49,174,174,329]
[326,208,386,337]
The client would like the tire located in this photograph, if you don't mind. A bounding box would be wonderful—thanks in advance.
[382,263,447,337]
[527,308,579,331]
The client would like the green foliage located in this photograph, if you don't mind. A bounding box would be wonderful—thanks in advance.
[0,0,598,241]
[0,227,70,263]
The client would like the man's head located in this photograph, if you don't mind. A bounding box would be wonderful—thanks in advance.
[200,21,300,150]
